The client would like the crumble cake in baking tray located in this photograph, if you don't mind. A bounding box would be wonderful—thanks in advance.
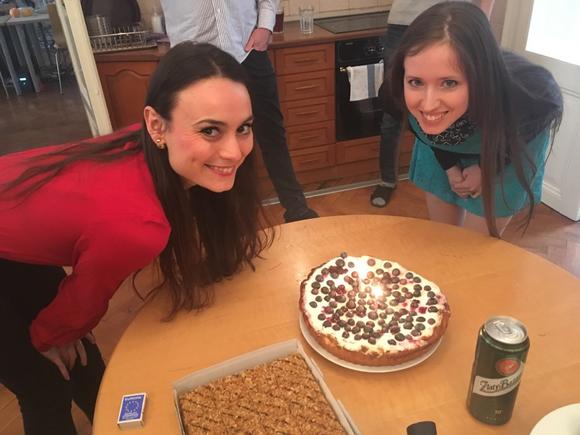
[173,339,358,434]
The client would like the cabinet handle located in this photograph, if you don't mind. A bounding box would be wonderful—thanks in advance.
[300,158,324,164]
[295,84,318,91]
[295,110,320,116]
[298,134,320,140]
[293,58,316,64]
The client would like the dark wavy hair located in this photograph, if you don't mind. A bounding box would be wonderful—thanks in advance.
[385,2,563,236]
[3,42,274,316]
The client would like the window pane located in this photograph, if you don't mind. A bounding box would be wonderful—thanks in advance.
[526,0,580,66]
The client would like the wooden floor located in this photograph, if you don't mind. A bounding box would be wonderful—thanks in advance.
[1,81,578,435]
[0,80,92,156]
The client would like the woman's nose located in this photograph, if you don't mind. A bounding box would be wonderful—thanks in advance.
[218,135,243,161]
[421,88,440,111]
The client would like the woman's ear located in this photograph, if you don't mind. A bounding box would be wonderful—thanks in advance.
[143,106,167,144]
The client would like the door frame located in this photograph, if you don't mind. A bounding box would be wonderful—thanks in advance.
[56,0,112,136]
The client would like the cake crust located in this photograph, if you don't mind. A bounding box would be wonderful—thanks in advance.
[300,254,451,367]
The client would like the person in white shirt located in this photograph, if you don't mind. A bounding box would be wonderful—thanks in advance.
[371,0,494,208]
[161,0,318,222]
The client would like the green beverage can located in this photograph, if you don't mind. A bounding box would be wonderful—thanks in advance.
[466,316,529,425]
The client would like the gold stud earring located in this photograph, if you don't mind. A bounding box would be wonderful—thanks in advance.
[155,138,165,150]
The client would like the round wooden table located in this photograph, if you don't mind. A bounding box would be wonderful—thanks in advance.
[93,215,580,434]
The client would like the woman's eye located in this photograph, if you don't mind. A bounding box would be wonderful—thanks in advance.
[200,127,219,137]
[407,78,422,87]
[442,79,458,88]
[237,123,253,135]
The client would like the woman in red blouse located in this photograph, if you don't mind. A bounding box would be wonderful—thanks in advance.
[0,42,273,434]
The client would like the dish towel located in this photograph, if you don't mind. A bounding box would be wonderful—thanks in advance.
[346,62,384,102]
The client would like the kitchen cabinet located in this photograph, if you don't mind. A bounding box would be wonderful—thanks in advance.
[94,45,168,131]
[97,61,155,130]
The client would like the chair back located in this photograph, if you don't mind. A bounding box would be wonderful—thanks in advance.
[47,3,67,49]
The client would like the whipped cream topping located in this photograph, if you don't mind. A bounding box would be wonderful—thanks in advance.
[302,254,448,355]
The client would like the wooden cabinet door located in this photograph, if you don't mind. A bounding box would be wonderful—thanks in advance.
[277,69,334,102]
[275,43,334,74]
[97,62,157,130]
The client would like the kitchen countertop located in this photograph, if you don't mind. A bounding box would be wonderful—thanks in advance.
[93,20,386,63]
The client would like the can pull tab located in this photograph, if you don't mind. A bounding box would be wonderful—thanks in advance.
[493,320,513,335]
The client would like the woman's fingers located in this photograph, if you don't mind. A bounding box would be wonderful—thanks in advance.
[40,348,71,380]
[53,356,71,381]
[75,339,88,367]
[40,338,91,380]
[62,344,77,370]
[84,331,96,344]
[451,184,472,197]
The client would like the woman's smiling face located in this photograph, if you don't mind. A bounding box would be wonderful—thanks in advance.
[403,42,469,134]
[152,77,254,191]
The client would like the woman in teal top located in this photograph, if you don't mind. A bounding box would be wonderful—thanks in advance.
[383,2,563,237]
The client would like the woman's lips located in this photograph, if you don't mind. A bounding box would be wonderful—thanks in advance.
[206,164,235,176]
[421,111,448,122]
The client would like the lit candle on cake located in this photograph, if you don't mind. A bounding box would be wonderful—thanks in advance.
[353,258,370,280]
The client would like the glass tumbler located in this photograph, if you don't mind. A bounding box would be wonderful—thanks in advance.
[273,4,285,33]
[299,5,314,35]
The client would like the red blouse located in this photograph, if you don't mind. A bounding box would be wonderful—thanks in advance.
[0,131,170,352]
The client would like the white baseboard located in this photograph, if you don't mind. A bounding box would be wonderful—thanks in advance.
[542,182,580,221]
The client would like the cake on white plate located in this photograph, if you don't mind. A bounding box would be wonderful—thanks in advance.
[300,253,451,366]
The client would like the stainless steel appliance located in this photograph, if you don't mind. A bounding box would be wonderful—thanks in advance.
[315,13,387,141]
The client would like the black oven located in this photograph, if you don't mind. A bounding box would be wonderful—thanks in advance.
[335,36,385,142]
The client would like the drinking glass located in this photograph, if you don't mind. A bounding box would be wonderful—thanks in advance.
[299,5,314,35]
[273,4,285,33]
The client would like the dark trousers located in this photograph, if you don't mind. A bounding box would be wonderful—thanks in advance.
[242,49,313,222]
[0,259,105,435]
[379,24,407,185]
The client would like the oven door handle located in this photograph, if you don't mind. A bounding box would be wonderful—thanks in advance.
[339,64,380,72]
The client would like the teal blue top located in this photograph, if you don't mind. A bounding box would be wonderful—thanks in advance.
[408,115,550,217]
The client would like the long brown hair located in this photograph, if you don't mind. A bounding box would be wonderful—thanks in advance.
[3,42,274,316]
[386,2,563,236]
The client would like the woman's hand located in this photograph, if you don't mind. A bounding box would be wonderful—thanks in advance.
[455,164,482,198]
[40,333,95,380]
[446,165,469,198]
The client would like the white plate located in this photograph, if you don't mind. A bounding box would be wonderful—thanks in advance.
[530,403,580,435]
[299,315,442,373]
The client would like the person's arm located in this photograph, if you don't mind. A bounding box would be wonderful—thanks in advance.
[475,0,495,19]
[256,0,277,31]
[29,219,169,353]
[244,0,277,51]
[432,147,460,170]
[430,147,482,198]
